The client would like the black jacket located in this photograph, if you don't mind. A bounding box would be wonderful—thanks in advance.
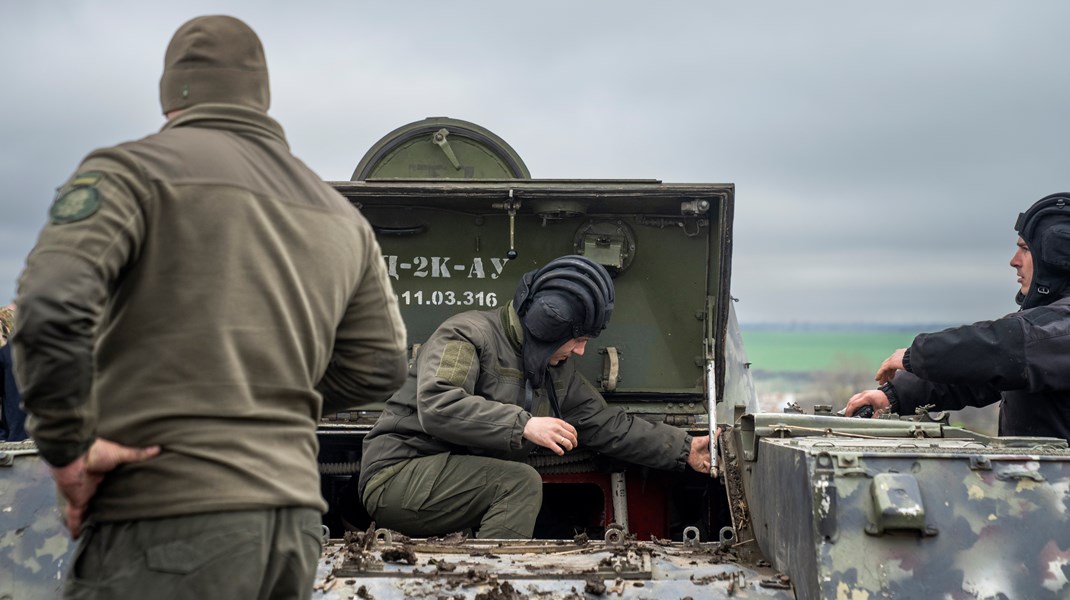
[890,295,1070,441]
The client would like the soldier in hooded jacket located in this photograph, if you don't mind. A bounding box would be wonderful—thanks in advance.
[13,15,407,599]
[846,193,1070,442]
[359,255,712,539]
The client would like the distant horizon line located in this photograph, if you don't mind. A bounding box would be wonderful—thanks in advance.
[739,322,956,332]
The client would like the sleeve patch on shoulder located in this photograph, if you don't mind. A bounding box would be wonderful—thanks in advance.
[50,185,101,224]
[436,341,477,387]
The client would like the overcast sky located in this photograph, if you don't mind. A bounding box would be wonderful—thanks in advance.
[2,1,1068,325]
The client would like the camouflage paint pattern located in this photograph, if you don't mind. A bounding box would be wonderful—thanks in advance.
[0,441,76,599]
[731,413,1070,600]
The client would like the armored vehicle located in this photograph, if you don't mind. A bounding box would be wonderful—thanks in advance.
[6,118,1070,600]
[310,117,767,598]
[314,118,1070,600]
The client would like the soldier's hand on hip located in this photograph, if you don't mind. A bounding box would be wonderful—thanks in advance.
[50,438,161,539]
[523,417,579,456]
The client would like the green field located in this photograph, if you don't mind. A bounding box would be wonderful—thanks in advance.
[740,326,998,435]
[741,329,925,374]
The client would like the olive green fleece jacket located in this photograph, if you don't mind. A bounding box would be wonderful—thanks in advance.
[358,303,692,499]
[14,104,407,521]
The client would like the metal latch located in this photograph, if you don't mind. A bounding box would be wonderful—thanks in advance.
[491,191,520,260]
[431,128,462,170]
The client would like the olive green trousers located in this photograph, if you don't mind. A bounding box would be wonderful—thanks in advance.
[63,507,323,600]
[363,454,543,539]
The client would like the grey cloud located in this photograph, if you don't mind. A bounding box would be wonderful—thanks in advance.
[2,0,1069,325]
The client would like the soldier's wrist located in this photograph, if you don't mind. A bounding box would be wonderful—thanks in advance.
[36,436,96,468]
[879,382,900,414]
[681,434,695,467]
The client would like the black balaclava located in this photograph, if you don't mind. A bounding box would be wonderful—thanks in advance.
[513,256,615,390]
[1015,193,1070,309]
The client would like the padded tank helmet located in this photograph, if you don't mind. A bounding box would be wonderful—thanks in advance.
[513,256,615,388]
[1015,193,1070,309]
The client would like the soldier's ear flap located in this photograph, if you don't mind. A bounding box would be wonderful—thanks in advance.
[1040,224,1070,270]
[513,270,538,317]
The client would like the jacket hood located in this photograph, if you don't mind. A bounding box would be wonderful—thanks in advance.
[1015,192,1070,309]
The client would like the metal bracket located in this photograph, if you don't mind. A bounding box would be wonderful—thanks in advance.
[431,128,462,170]
[913,404,950,426]
[683,526,701,547]
[718,526,736,545]
[599,347,620,392]
[373,529,395,546]
[865,473,938,537]
[680,199,710,216]
[604,526,626,546]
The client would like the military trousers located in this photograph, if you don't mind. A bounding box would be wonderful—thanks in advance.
[63,507,323,600]
[363,453,543,539]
